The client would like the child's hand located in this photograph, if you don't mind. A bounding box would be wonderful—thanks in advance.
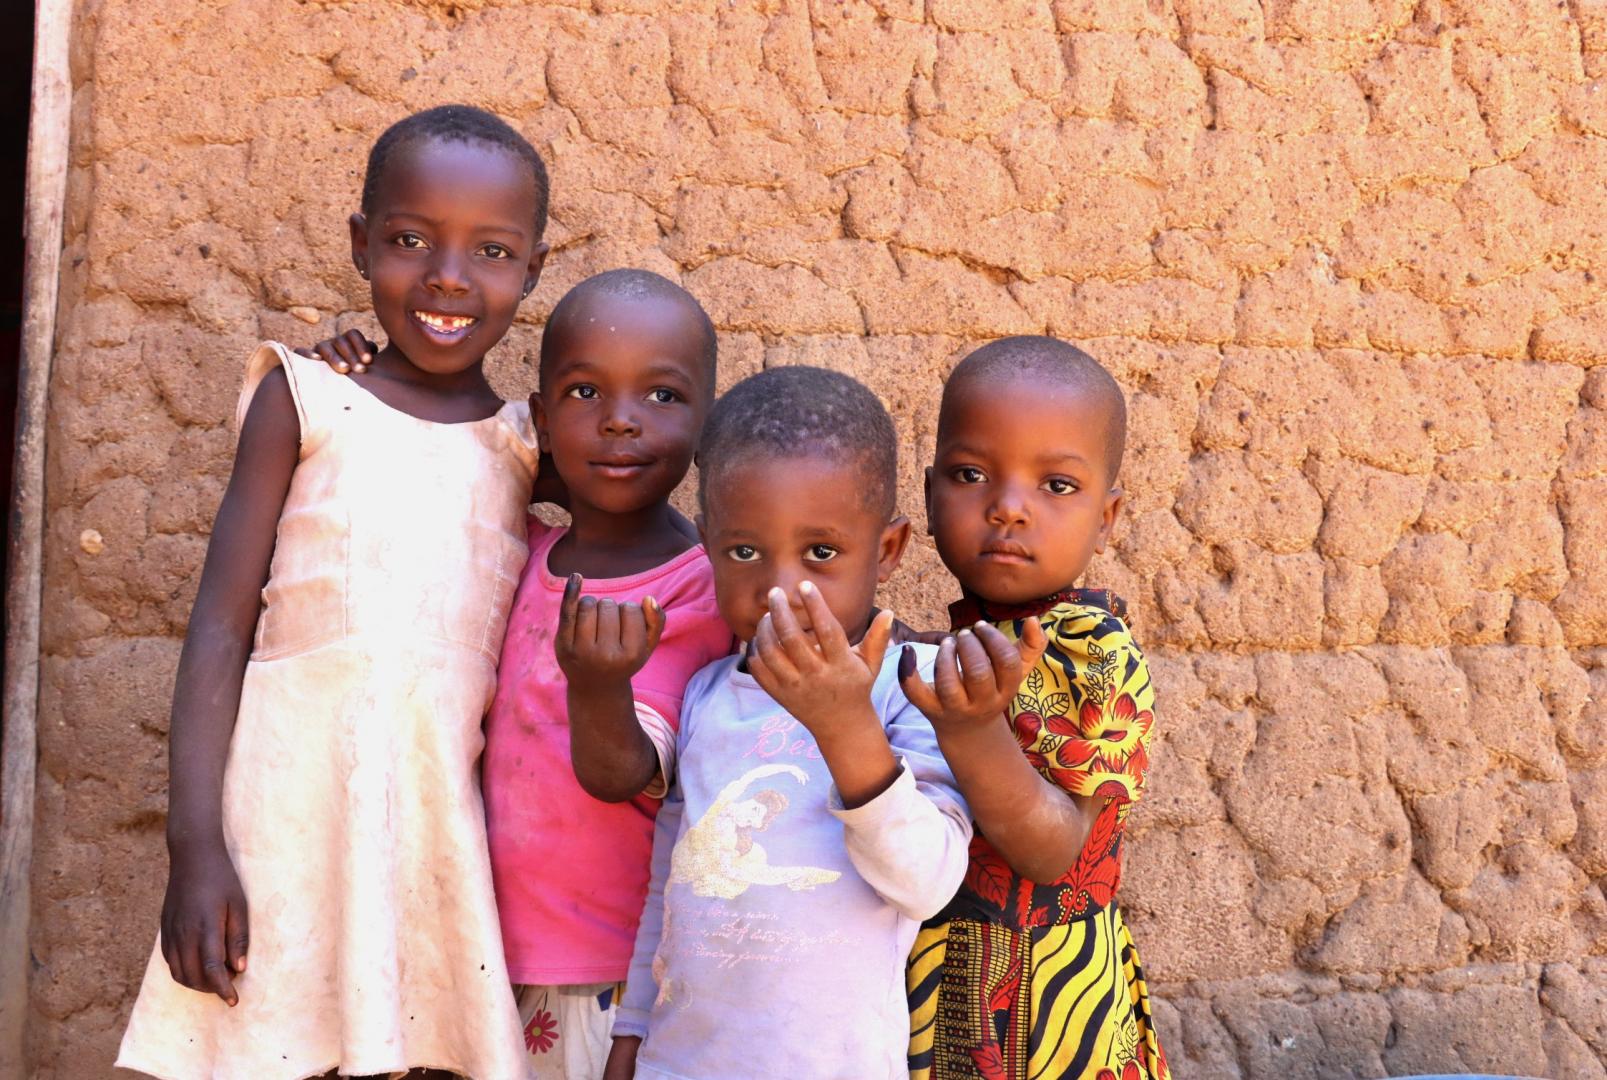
[160,841,249,1006]
[897,618,1047,735]
[293,329,376,375]
[603,1035,640,1080]
[749,582,893,742]
[555,574,666,686]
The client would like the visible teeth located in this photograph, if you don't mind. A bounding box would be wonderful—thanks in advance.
[414,311,476,331]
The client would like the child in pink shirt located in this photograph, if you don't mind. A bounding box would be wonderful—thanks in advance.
[487,269,733,1078]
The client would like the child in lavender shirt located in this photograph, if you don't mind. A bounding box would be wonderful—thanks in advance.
[605,367,971,1080]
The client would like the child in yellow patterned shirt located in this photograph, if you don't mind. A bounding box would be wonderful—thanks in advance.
[898,335,1170,1080]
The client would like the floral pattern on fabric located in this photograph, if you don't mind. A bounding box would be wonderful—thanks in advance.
[908,592,1170,1080]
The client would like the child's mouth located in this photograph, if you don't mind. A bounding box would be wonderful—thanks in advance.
[980,540,1034,564]
[591,455,654,480]
[410,309,479,343]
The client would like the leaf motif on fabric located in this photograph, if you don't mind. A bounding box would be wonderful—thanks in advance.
[1026,666,1045,697]
[987,951,1023,1013]
[965,844,1016,912]
[1040,691,1071,719]
[970,1040,1009,1080]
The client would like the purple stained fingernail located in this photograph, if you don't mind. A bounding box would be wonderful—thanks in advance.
[897,646,916,681]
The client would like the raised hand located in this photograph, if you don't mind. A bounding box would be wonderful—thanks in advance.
[554,574,666,686]
[748,582,900,808]
[748,581,894,741]
[159,841,249,1006]
[292,329,377,375]
[897,618,1047,735]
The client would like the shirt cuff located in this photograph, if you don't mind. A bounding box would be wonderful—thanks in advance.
[636,701,677,799]
[612,1007,649,1040]
[827,757,914,823]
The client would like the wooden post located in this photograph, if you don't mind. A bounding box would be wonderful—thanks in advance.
[1,1,75,1074]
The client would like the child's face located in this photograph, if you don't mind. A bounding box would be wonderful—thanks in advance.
[699,455,910,646]
[533,294,712,517]
[926,376,1123,605]
[349,137,547,375]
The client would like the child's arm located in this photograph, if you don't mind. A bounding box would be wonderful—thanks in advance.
[749,585,973,919]
[555,574,667,802]
[609,777,684,1075]
[898,622,1099,883]
[163,367,301,1005]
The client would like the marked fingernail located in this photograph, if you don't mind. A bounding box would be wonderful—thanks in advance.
[897,646,915,680]
[768,586,784,601]
[799,580,815,595]
[336,362,349,373]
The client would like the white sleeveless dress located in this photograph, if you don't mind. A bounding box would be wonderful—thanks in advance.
[117,343,538,1079]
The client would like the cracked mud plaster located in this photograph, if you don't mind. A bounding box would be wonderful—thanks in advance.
[28,1,1607,1077]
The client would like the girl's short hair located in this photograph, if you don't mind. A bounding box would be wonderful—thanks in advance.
[361,104,550,236]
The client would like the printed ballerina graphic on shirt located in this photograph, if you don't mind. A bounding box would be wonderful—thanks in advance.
[669,764,841,899]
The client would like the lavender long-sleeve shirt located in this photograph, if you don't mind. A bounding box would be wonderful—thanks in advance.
[614,642,972,1079]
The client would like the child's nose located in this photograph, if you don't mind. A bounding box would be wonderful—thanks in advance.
[425,250,471,296]
[986,486,1031,526]
[600,405,641,437]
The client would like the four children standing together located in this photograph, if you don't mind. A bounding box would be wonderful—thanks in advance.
[116,104,1169,1080]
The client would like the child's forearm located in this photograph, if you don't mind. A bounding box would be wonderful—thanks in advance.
[813,706,900,809]
[167,624,253,854]
[936,721,1095,883]
[567,681,659,801]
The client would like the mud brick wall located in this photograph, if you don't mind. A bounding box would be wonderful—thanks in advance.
[30,1,1607,1076]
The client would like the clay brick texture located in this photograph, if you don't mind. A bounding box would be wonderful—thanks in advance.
[28,1,1607,1077]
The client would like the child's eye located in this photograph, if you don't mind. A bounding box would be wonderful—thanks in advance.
[953,466,986,484]
[727,545,760,563]
[647,388,680,404]
[803,545,838,563]
[1043,478,1077,496]
[479,243,512,259]
[565,385,599,400]
[394,233,428,250]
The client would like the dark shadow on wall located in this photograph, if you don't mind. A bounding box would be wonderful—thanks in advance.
[2,7,36,690]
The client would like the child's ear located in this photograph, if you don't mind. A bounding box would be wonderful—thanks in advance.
[348,213,370,280]
[1095,487,1125,554]
[922,467,934,536]
[522,240,550,301]
[876,514,913,583]
[530,390,550,453]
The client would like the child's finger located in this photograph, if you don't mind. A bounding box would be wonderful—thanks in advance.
[199,923,238,1006]
[930,636,970,712]
[642,595,666,654]
[596,599,622,650]
[954,629,996,699]
[972,622,1024,699]
[1017,616,1048,669]
[573,595,599,650]
[225,897,250,976]
[766,588,820,671]
[797,581,848,661]
[896,645,944,720]
[556,574,582,653]
[315,341,351,375]
[753,611,802,684]
[338,329,374,373]
[857,608,895,679]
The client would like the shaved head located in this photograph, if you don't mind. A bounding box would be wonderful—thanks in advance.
[540,269,717,396]
[940,336,1127,483]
